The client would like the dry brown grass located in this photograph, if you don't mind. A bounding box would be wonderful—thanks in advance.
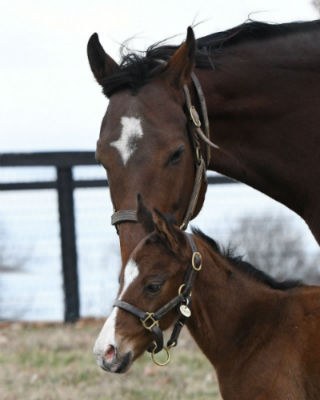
[0,320,222,400]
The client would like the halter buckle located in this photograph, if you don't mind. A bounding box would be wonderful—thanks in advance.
[141,312,159,330]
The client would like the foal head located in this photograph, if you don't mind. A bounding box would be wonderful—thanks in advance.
[87,28,208,264]
[93,197,191,373]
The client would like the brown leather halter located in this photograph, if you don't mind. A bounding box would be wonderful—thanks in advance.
[110,72,219,232]
[113,233,202,365]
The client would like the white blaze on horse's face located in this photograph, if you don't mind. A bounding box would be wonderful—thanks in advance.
[110,116,144,165]
[93,259,139,367]
[121,258,140,296]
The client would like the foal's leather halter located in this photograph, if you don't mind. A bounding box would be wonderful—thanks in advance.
[111,72,219,232]
[113,233,202,365]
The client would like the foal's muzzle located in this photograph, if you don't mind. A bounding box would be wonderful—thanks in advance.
[97,346,133,374]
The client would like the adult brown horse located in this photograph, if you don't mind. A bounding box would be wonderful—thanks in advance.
[87,20,320,265]
[93,198,320,399]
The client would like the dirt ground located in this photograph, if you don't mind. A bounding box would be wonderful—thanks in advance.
[0,319,222,400]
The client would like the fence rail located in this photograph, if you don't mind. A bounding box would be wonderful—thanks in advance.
[0,151,236,322]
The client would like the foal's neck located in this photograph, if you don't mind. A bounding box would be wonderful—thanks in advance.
[186,237,283,371]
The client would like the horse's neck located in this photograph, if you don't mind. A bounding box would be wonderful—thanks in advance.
[186,239,281,370]
[196,39,320,243]
[204,63,316,201]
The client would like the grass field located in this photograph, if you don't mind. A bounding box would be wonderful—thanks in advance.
[0,320,222,400]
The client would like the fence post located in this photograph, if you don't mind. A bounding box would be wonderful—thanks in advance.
[57,166,80,322]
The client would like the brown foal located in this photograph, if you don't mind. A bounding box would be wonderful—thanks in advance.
[94,198,320,400]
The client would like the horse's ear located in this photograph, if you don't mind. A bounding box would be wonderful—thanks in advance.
[163,26,196,88]
[137,194,155,233]
[87,33,119,86]
[152,209,186,254]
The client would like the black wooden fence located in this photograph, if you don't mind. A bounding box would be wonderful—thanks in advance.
[0,152,235,322]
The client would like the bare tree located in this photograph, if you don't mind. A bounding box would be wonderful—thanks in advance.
[0,222,29,320]
[227,214,320,284]
[312,0,320,14]
[0,224,26,273]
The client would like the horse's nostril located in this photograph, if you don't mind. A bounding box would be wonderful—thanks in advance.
[104,345,116,363]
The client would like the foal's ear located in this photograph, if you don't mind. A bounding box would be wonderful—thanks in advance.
[87,33,119,86]
[153,209,186,254]
[163,26,196,88]
[137,194,155,233]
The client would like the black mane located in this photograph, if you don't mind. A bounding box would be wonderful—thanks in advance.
[192,228,302,291]
[195,19,320,52]
[101,20,320,97]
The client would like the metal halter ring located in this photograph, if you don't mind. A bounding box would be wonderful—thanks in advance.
[178,284,192,297]
[192,251,202,271]
[151,344,171,366]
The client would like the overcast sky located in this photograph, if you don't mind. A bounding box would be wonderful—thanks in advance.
[0,0,318,152]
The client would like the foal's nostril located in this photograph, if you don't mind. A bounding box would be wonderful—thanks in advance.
[104,344,116,363]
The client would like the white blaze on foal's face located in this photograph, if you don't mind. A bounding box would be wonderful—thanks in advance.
[110,116,144,165]
[93,259,139,360]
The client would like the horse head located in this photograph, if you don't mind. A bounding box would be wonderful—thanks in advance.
[93,195,191,373]
[87,28,208,264]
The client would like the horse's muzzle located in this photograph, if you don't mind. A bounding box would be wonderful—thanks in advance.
[96,345,133,374]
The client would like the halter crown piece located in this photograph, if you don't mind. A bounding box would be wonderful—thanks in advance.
[113,233,203,366]
[110,70,219,232]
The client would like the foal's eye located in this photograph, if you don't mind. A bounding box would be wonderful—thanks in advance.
[145,282,163,294]
[167,145,185,165]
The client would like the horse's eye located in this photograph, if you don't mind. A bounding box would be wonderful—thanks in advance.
[168,145,185,165]
[145,282,163,294]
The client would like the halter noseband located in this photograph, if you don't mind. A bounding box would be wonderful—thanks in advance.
[110,71,219,232]
[113,233,202,366]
